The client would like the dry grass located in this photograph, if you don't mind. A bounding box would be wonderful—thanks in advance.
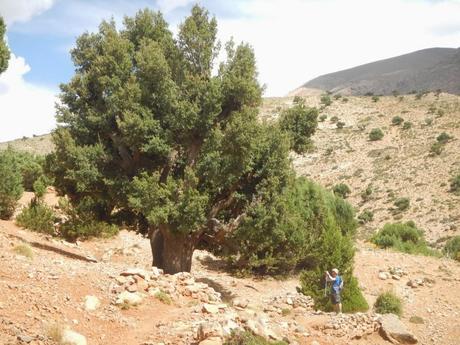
[13,243,34,259]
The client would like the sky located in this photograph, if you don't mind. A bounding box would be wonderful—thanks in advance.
[0,0,459,142]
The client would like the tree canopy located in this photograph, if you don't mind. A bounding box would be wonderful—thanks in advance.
[48,6,294,273]
[0,16,10,74]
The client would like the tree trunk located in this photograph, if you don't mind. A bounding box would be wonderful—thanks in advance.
[149,226,196,274]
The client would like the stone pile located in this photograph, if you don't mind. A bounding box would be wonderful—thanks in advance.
[263,292,314,315]
[111,267,222,306]
[407,277,435,288]
[379,266,408,280]
[321,313,380,339]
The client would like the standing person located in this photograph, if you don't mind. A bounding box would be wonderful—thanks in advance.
[325,268,343,314]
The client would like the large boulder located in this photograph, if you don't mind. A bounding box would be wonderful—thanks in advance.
[379,314,417,344]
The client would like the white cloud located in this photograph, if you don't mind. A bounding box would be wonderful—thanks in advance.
[0,0,55,25]
[0,54,57,142]
[157,0,194,13]
[217,0,460,96]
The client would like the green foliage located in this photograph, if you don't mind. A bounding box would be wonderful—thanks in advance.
[443,236,460,261]
[393,197,410,212]
[16,199,55,234]
[450,174,460,195]
[224,331,287,345]
[436,132,453,144]
[0,17,10,74]
[59,198,119,241]
[319,114,327,122]
[424,117,433,126]
[374,291,402,316]
[361,185,373,202]
[154,291,172,304]
[430,142,443,156]
[358,209,374,224]
[372,95,379,102]
[369,128,384,141]
[409,316,424,324]
[332,183,351,199]
[336,121,345,129]
[342,97,349,103]
[333,94,342,100]
[228,178,357,274]
[0,150,23,219]
[330,115,339,123]
[402,121,412,130]
[320,94,332,106]
[279,97,318,154]
[371,222,439,256]
[391,116,404,126]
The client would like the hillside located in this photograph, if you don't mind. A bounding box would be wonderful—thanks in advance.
[0,133,53,155]
[302,48,460,95]
[261,90,460,242]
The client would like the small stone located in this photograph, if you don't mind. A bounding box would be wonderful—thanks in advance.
[202,303,219,314]
[120,268,150,280]
[115,291,142,306]
[233,298,249,309]
[378,272,389,280]
[197,321,223,340]
[84,295,100,311]
[17,335,33,343]
[61,329,87,345]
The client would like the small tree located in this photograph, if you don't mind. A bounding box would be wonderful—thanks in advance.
[320,94,332,107]
[279,97,318,154]
[369,128,384,141]
[0,16,10,74]
[0,150,24,219]
[443,236,460,261]
[450,174,460,195]
[391,116,404,126]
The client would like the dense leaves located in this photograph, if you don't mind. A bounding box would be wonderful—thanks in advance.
[0,150,23,219]
[0,17,10,74]
[374,291,402,316]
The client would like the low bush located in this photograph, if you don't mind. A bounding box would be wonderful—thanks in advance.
[225,331,287,345]
[391,116,404,126]
[342,97,349,103]
[332,183,351,199]
[443,236,460,261]
[16,199,56,235]
[430,142,443,156]
[372,95,380,102]
[154,291,172,305]
[450,174,460,195]
[374,291,402,316]
[319,114,327,122]
[371,222,439,256]
[333,94,342,100]
[436,132,453,144]
[361,185,373,202]
[393,197,410,212]
[336,121,345,129]
[402,122,412,130]
[13,244,34,259]
[369,128,384,141]
[358,209,374,224]
[330,115,339,123]
[424,117,433,126]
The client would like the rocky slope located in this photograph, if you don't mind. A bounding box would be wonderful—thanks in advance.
[302,48,460,95]
[262,90,460,242]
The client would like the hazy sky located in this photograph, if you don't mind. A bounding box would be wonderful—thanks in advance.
[0,0,459,141]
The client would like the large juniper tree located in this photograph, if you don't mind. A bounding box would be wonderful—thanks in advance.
[49,6,293,273]
[0,16,10,74]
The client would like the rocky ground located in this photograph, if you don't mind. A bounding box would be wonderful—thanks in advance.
[1,210,459,345]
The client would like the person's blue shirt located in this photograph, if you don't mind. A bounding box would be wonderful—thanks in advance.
[332,275,343,294]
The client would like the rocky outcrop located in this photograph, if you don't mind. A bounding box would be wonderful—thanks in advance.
[379,313,418,344]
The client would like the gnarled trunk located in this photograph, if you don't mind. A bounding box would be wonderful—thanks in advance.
[149,226,196,274]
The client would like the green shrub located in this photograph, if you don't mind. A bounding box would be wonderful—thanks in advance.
[450,174,460,195]
[371,222,439,256]
[393,197,410,212]
[320,94,332,106]
[59,198,119,241]
[358,209,374,224]
[279,98,318,154]
[409,316,424,324]
[374,291,402,316]
[336,121,346,129]
[332,183,351,199]
[330,115,339,123]
[402,121,412,130]
[424,117,433,126]
[333,94,342,100]
[436,132,453,144]
[319,114,327,122]
[430,142,443,156]
[224,331,287,345]
[361,185,373,202]
[16,200,55,234]
[372,95,380,102]
[0,150,23,219]
[13,244,34,259]
[154,291,172,305]
[369,128,384,141]
[342,97,349,103]
[391,116,404,125]
[229,178,356,275]
[443,236,460,261]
